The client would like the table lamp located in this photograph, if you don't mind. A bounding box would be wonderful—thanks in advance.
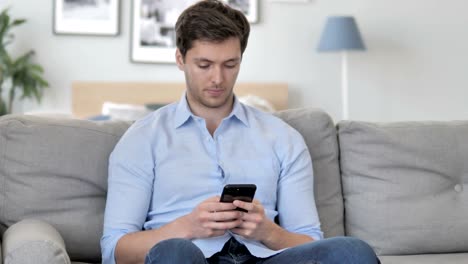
[317,16,366,120]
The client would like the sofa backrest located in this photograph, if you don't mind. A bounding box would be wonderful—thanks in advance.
[275,108,344,238]
[338,120,468,255]
[0,108,344,262]
[0,115,131,262]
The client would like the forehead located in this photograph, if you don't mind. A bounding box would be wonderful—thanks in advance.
[186,37,241,61]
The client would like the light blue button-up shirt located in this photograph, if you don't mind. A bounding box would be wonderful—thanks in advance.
[101,94,323,264]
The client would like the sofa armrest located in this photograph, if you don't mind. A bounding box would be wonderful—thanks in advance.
[2,219,71,264]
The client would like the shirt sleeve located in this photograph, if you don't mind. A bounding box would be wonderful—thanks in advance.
[276,127,324,241]
[101,123,155,264]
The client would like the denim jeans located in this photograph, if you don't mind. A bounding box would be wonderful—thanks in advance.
[144,236,380,264]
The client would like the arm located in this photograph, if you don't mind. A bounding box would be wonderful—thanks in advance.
[114,217,190,264]
[101,127,155,264]
[231,199,313,250]
[102,119,248,264]
[113,197,245,264]
[230,129,322,250]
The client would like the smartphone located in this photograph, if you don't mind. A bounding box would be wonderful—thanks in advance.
[220,184,257,212]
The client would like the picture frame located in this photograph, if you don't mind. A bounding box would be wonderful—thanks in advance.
[227,0,258,23]
[268,0,309,3]
[131,0,258,64]
[53,0,120,36]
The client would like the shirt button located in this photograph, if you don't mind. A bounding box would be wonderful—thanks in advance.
[454,184,463,193]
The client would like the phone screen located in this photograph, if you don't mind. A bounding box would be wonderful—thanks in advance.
[220,184,256,212]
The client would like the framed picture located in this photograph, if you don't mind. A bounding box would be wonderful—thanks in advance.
[226,0,258,23]
[131,0,258,64]
[269,0,309,2]
[54,0,120,36]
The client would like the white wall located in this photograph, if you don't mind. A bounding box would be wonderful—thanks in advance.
[3,0,468,122]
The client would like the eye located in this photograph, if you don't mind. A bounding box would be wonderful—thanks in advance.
[225,63,238,69]
[198,64,210,69]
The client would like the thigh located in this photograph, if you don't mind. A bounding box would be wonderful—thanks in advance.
[261,237,379,264]
[145,238,209,264]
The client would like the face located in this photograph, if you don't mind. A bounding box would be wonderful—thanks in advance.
[176,37,242,115]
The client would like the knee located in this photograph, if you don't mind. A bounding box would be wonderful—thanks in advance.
[146,238,204,263]
[149,238,199,254]
[323,236,378,263]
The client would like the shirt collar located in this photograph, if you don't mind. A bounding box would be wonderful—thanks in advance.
[174,92,193,128]
[174,92,250,129]
[230,96,249,127]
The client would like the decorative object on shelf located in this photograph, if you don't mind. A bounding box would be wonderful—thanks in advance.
[131,0,258,64]
[53,0,120,36]
[0,8,49,116]
[317,16,366,120]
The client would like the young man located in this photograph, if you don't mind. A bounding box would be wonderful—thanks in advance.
[101,1,380,263]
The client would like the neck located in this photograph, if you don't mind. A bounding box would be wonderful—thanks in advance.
[187,96,234,136]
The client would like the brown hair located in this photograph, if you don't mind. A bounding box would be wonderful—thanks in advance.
[175,0,250,59]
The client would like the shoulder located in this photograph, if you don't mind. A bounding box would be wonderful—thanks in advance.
[125,103,177,135]
[243,104,302,140]
[112,103,177,153]
[242,105,309,162]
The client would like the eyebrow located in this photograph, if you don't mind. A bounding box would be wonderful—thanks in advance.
[194,58,241,64]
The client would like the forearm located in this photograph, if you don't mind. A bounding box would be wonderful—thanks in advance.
[114,197,243,264]
[115,216,192,264]
[261,221,314,250]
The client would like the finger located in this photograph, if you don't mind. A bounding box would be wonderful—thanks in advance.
[217,202,239,211]
[209,230,226,237]
[211,211,244,222]
[204,219,242,230]
[235,220,256,230]
[230,228,242,235]
[232,200,255,212]
[229,227,251,238]
[203,196,221,202]
[203,202,238,212]
[252,198,261,205]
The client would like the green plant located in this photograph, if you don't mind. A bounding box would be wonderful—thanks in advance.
[0,8,48,116]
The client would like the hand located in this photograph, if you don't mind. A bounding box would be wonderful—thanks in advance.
[230,199,276,242]
[182,196,244,239]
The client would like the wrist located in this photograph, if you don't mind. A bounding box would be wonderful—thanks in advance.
[260,220,283,245]
[171,215,194,239]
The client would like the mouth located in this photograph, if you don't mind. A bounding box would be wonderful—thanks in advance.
[205,89,224,97]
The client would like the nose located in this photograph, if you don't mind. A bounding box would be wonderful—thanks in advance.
[211,66,224,85]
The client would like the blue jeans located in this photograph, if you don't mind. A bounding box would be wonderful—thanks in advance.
[144,237,380,264]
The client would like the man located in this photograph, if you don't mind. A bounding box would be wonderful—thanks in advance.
[101,1,380,263]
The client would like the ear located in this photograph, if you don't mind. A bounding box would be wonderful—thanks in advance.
[175,49,185,71]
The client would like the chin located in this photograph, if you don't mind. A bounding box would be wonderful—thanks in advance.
[202,98,231,109]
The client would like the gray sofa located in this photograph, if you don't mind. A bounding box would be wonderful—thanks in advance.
[0,108,467,264]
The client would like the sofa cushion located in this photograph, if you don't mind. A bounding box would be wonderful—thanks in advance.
[275,108,344,237]
[2,219,71,264]
[0,115,131,262]
[338,120,468,255]
[4,241,68,264]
